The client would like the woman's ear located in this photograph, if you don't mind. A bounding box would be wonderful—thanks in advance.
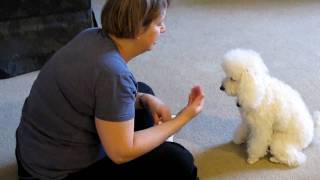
[238,69,266,109]
[135,26,147,40]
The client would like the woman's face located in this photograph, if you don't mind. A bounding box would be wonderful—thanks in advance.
[137,11,167,51]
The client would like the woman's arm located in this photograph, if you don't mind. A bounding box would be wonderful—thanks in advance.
[95,85,205,164]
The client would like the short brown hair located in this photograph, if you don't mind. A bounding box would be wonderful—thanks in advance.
[101,0,170,38]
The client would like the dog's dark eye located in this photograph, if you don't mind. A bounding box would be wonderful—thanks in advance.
[230,77,236,81]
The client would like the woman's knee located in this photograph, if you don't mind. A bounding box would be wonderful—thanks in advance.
[155,142,197,179]
[137,82,155,95]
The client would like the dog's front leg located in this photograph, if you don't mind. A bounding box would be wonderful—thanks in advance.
[233,119,248,144]
[246,123,272,164]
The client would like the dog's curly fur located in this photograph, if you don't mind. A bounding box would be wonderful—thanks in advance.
[220,48,320,167]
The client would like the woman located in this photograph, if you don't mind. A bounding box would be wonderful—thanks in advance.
[15,0,205,179]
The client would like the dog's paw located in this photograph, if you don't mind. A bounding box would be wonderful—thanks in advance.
[247,157,259,164]
[233,136,245,144]
[287,154,306,167]
[269,157,280,164]
[287,161,300,167]
[233,139,243,145]
[270,151,306,167]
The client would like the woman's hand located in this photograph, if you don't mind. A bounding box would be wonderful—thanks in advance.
[177,85,205,120]
[142,94,172,125]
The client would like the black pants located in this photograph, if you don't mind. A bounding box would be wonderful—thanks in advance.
[17,82,198,180]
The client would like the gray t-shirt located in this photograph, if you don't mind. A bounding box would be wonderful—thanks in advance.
[16,28,137,180]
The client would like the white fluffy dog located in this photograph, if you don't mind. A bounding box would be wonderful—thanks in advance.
[220,48,320,167]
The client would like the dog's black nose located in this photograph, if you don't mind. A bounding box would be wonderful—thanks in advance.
[220,85,225,91]
[237,101,241,108]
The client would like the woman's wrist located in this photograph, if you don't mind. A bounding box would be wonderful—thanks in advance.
[176,107,194,122]
[174,110,192,125]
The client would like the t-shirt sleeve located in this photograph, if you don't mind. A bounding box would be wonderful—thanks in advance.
[94,70,136,121]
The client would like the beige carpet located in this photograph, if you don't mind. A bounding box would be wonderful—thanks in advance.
[1,0,320,179]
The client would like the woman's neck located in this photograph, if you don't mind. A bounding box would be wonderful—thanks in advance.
[109,34,143,63]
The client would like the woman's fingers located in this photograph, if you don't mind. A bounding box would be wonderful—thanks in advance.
[189,85,204,105]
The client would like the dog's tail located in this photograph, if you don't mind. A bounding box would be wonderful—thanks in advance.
[313,111,320,141]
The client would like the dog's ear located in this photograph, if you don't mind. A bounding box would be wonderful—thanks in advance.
[238,69,266,109]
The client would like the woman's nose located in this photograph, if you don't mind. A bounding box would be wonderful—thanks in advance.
[160,24,166,33]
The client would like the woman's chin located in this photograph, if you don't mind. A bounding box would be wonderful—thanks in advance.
[147,46,155,51]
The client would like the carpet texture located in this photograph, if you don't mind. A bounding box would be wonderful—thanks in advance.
[1,0,320,179]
